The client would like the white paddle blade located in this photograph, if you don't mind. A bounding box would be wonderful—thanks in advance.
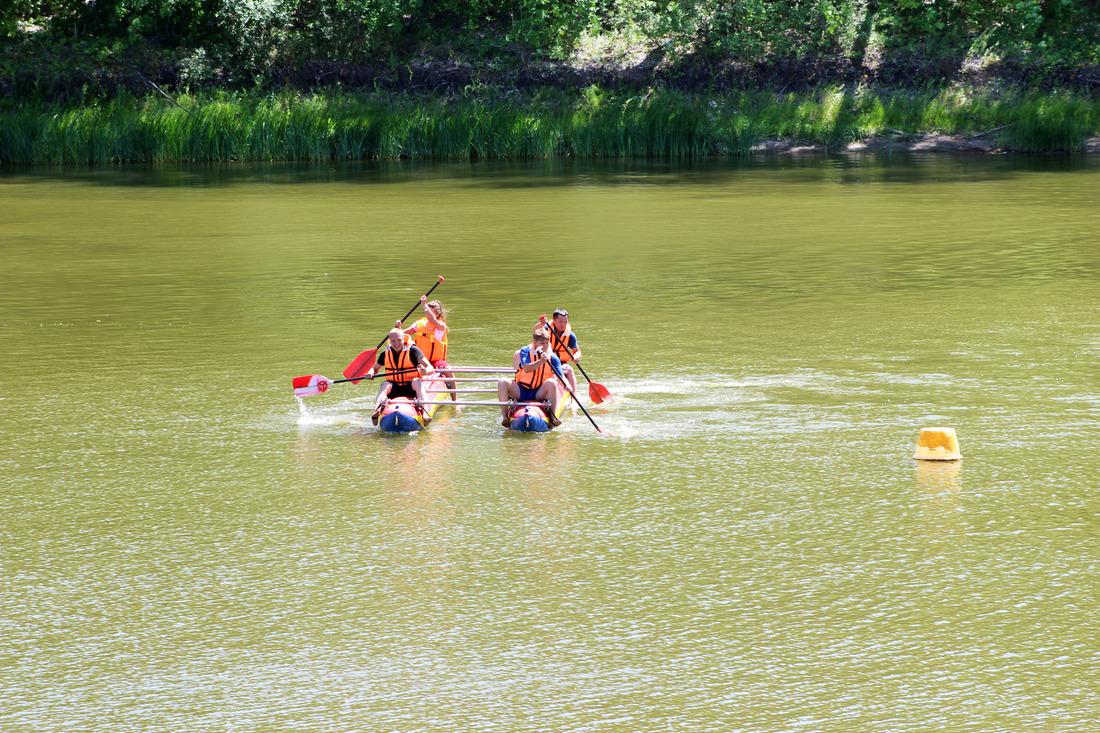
[293,374,331,397]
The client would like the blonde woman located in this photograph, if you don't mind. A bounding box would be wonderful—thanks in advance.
[400,296,456,399]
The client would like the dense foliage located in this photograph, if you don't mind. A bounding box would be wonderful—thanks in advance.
[3,0,1098,82]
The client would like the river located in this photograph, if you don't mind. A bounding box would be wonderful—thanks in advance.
[2,155,1098,732]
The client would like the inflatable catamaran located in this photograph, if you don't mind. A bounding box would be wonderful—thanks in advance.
[293,366,573,434]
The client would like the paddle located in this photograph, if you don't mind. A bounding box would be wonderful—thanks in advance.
[541,315,612,404]
[293,365,519,398]
[541,347,604,434]
[343,276,445,382]
[293,366,425,397]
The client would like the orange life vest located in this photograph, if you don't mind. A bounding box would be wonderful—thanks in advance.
[549,326,575,363]
[516,345,554,389]
[383,346,417,385]
[410,317,448,364]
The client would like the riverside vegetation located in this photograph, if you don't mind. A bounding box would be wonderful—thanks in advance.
[2,1,1099,163]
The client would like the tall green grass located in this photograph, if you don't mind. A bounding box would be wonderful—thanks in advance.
[1,87,1098,165]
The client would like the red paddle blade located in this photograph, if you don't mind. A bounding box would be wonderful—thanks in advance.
[588,381,612,404]
[293,375,331,397]
[343,349,378,382]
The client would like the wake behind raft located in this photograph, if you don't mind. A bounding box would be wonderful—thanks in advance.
[293,367,572,434]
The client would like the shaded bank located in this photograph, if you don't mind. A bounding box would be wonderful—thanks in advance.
[3,0,1099,103]
[5,46,1100,104]
[3,87,1099,166]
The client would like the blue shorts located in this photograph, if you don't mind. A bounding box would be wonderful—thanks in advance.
[517,385,540,402]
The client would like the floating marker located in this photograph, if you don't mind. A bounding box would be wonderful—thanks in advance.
[914,427,962,461]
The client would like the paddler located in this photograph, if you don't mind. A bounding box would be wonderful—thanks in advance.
[538,308,581,393]
[400,296,456,400]
[497,327,565,428]
[368,328,435,426]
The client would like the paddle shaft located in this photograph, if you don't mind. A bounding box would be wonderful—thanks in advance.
[329,365,427,386]
[536,346,603,433]
[544,320,611,403]
[343,277,448,381]
[545,324,593,383]
[370,276,446,354]
[296,366,510,393]
[342,367,513,384]
[558,373,603,433]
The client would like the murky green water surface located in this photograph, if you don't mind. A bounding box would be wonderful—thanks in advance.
[2,157,1098,732]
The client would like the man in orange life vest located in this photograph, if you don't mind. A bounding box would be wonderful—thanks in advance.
[497,327,565,428]
[367,328,435,425]
[400,295,456,400]
[539,308,581,393]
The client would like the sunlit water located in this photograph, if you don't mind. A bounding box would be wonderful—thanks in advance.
[2,156,1098,732]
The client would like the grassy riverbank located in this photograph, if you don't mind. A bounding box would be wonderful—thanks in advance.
[4,1,1100,165]
[2,86,1098,165]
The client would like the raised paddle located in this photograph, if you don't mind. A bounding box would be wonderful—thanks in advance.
[344,276,445,382]
[541,315,612,404]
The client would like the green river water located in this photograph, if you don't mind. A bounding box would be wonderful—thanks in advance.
[2,156,1098,732]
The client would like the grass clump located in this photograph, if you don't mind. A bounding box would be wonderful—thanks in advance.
[1,87,1098,166]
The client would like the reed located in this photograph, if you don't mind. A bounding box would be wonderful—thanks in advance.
[1006,95,1094,153]
[2,87,1098,165]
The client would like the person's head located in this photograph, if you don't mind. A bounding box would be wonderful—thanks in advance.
[551,308,568,330]
[388,329,405,350]
[427,300,445,322]
[532,328,551,347]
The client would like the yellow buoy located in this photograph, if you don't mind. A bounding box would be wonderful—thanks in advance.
[914,427,962,461]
